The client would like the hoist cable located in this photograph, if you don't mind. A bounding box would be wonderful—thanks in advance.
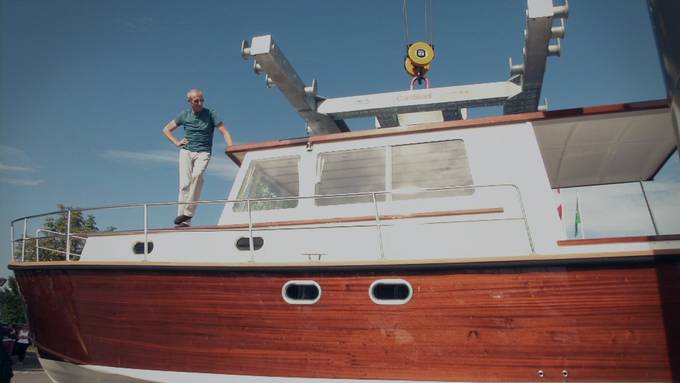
[402,0,409,44]
[425,0,433,44]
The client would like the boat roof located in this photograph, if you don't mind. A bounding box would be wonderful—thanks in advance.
[226,99,675,188]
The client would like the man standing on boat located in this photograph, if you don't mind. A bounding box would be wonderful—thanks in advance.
[163,88,233,227]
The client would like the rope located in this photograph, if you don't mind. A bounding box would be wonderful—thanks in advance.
[402,0,409,44]
[410,76,430,90]
[426,0,433,44]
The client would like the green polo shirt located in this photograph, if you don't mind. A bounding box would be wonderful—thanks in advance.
[174,108,221,153]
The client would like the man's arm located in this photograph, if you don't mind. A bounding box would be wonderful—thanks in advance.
[217,123,233,147]
[163,120,188,147]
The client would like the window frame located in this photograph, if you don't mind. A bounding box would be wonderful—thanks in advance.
[232,155,302,213]
[368,279,413,305]
[313,139,473,206]
[281,280,322,305]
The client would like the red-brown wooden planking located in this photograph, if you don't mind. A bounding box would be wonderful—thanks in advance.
[14,255,680,381]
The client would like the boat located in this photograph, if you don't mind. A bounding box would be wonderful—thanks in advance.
[8,0,680,382]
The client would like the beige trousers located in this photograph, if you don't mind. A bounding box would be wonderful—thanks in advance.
[178,149,211,217]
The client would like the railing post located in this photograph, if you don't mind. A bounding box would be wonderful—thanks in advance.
[372,192,385,259]
[66,210,72,261]
[21,218,27,262]
[247,199,254,262]
[143,204,149,261]
[9,224,15,263]
[640,181,660,235]
[35,229,40,262]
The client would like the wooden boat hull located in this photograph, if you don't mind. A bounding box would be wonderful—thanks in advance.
[11,255,680,382]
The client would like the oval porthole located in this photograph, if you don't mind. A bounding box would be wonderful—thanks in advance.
[369,279,413,305]
[235,237,264,251]
[132,241,154,254]
[282,280,321,305]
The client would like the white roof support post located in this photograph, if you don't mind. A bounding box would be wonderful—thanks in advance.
[504,0,568,114]
[241,35,349,135]
[648,0,680,157]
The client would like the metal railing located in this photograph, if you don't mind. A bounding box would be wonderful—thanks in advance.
[34,229,87,262]
[10,183,532,263]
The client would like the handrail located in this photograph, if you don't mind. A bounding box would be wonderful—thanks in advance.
[34,229,88,262]
[10,183,532,263]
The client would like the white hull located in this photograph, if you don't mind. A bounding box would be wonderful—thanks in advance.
[40,358,460,383]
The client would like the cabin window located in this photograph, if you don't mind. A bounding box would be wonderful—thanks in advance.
[314,140,473,206]
[235,237,264,251]
[132,241,154,254]
[282,281,321,304]
[233,156,300,212]
[391,140,473,200]
[315,147,386,206]
[369,279,413,305]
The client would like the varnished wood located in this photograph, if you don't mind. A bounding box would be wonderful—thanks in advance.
[14,254,680,381]
[558,234,680,246]
[225,99,669,164]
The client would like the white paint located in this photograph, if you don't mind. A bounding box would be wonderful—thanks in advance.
[40,358,466,383]
[79,120,679,265]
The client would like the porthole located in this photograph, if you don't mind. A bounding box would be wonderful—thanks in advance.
[132,241,154,254]
[282,280,321,305]
[235,237,264,251]
[369,279,413,305]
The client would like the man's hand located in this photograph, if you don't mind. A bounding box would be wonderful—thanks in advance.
[163,120,189,148]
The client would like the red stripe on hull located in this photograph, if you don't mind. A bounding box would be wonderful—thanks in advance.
[14,257,680,381]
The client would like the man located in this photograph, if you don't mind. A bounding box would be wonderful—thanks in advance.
[163,89,233,227]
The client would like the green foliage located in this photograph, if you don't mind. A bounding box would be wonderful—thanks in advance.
[0,277,25,325]
[19,205,104,262]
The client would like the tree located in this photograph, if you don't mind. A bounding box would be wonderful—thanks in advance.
[0,276,25,325]
[16,205,110,262]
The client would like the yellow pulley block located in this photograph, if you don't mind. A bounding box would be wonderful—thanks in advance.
[407,41,435,66]
[404,41,435,78]
[404,57,431,77]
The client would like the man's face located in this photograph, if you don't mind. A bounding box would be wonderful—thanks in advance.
[188,93,204,113]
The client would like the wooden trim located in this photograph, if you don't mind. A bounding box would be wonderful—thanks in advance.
[558,234,680,246]
[225,137,309,166]
[541,98,669,119]
[225,99,669,164]
[9,248,680,272]
[226,151,243,167]
[78,207,504,237]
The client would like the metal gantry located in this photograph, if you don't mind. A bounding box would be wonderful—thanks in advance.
[240,0,568,134]
[504,0,569,114]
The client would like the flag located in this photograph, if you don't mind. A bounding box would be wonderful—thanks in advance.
[555,188,563,220]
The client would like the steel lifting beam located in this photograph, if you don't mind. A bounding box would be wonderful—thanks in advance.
[241,35,349,135]
[317,81,522,120]
[504,0,568,114]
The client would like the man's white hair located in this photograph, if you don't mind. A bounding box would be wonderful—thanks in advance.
[186,88,203,101]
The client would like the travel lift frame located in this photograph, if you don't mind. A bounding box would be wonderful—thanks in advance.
[240,0,569,136]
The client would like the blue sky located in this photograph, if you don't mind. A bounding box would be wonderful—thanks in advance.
[1,0,677,275]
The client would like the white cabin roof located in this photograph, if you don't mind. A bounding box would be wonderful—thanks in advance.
[534,105,674,188]
[227,99,676,189]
